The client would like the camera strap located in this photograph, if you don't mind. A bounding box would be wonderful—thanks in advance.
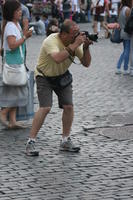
[68,55,81,65]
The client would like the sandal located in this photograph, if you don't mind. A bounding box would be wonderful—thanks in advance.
[8,123,27,129]
[0,113,9,127]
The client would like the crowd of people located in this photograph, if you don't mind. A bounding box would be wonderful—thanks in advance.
[0,0,133,156]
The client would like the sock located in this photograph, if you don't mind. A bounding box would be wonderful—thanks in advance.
[62,136,69,143]
[28,138,36,143]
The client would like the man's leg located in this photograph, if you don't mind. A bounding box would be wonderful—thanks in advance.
[60,105,80,152]
[26,107,50,156]
[26,75,52,156]
[56,84,80,152]
[62,105,74,138]
[29,107,50,139]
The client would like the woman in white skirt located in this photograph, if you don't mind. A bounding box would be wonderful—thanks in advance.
[0,0,32,129]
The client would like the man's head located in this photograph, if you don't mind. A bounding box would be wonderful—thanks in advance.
[42,12,48,19]
[59,19,80,45]
[35,16,40,22]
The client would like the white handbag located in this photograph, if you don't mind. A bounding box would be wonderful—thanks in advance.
[3,46,27,86]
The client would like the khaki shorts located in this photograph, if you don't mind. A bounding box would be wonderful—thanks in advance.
[36,76,73,108]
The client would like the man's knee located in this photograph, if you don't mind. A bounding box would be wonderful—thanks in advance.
[63,105,73,113]
[39,107,51,115]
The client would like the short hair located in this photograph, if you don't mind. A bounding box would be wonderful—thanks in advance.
[46,18,59,36]
[60,19,76,34]
[42,12,48,19]
[48,18,58,27]
[35,15,40,21]
[3,0,21,21]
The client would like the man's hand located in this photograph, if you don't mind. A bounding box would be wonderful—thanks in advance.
[74,32,86,46]
[83,37,93,50]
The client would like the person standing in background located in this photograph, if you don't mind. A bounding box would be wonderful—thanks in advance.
[0,0,32,128]
[86,0,92,22]
[62,0,72,20]
[92,0,111,38]
[116,0,132,75]
[72,0,80,22]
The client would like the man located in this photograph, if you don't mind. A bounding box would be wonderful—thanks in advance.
[26,19,92,156]
[29,16,45,35]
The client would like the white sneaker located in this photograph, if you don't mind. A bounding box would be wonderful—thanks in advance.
[130,70,133,76]
[123,70,129,75]
[59,137,80,152]
[115,69,121,75]
[26,140,39,156]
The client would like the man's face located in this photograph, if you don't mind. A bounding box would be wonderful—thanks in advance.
[67,24,80,43]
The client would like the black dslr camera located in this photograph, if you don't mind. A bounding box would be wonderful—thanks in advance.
[83,31,98,42]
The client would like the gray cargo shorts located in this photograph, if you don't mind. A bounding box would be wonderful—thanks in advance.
[36,75,73,108]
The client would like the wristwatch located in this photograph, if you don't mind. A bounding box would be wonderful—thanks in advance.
[23,35,26,41]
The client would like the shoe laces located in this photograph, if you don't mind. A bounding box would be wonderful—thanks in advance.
[28,140,36,150]
[66,137,73,145]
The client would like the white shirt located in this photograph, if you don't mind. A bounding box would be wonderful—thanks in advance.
[72,0,80,12]
[36,19,45,35]
[3,22,22,51]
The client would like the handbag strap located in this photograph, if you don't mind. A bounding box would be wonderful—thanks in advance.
[19,45,24,61]
[96,0,101,6]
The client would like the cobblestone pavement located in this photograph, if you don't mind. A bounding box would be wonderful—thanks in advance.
[1,23,133,200]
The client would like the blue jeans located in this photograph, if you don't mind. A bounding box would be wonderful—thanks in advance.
[87,10,91,22]
[117,40,130,71]
[63,12,70,20]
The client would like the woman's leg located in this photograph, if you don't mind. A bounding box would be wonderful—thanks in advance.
[123,40,130,71]
[8,107,17,127]
[93,20,98,34]
[130,36,133,75]
[88,9,91,22]
[117,41,124,69]
[0,108,10,126]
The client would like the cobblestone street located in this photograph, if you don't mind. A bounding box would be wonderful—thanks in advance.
[1,23,133,200]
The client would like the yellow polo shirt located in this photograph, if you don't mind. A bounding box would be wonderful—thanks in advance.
[35,33,83,77]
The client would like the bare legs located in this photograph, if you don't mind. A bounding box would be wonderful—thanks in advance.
[62,105,74,138]
[29,107,51,138]
[29,105,74,139]
[0,107,24,128]
[93,20,110,38]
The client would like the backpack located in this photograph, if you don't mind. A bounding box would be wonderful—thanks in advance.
[95,0,105,15]
[110,27,123,43]
[124,8,133,35]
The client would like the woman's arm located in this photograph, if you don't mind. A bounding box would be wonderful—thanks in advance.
[125,7,131,18]
[7,29,32,50]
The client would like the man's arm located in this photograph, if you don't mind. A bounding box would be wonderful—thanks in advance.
[50,33,86,63]
[80,47,91,67]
